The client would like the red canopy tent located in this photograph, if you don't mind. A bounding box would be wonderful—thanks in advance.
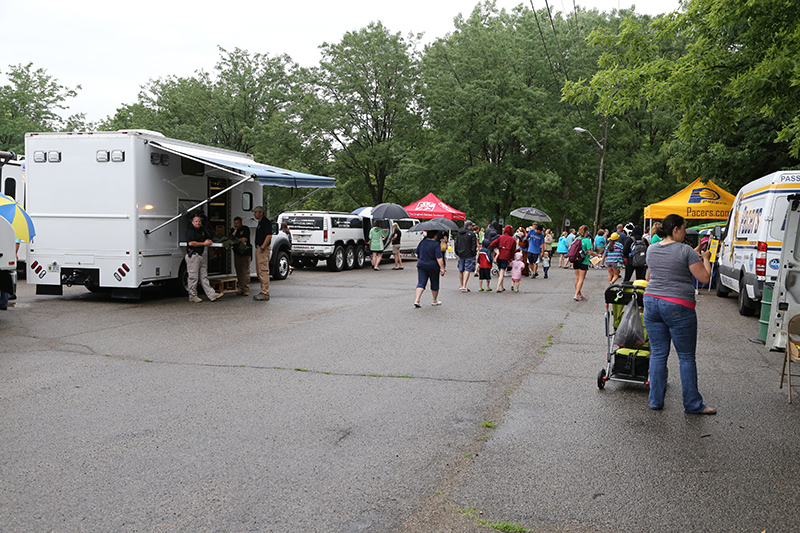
[404,193,466,220]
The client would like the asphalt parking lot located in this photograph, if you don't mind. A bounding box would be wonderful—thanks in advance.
[1,260,799,532]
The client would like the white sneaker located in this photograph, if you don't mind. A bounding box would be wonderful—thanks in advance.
[431,300,442,306]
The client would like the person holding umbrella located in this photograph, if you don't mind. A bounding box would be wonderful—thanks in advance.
[414,230,446,307]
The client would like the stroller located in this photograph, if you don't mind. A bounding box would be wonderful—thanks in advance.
[597,282,651,389]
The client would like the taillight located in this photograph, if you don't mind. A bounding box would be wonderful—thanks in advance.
[755,241,767,276]
[324,230,328,241]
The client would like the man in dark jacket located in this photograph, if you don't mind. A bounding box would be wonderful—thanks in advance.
[455,220,477,292]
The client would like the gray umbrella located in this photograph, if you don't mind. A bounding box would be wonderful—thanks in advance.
[510,207,552,223]
[408,217,460,232]
[371,202,409,220]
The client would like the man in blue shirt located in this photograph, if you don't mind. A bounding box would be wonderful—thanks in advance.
[526,223,544,278]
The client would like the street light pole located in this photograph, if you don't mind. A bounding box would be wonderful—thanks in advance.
[574,117,608,238]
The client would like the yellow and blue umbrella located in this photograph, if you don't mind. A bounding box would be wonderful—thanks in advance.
[0,193,35,243]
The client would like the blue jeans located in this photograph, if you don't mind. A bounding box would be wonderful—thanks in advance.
[0,291,8,310]
[643,296,706,413]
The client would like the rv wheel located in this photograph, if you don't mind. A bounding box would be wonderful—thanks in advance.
[172,261,189,296]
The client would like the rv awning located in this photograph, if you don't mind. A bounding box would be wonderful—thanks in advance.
[148,139,335,189]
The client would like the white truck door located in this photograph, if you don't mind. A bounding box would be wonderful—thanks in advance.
[767,193,800,350]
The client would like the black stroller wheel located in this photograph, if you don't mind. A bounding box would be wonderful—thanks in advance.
[597,368,606,389]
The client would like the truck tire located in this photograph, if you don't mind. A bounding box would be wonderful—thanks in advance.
[738,277,757,316]
[292,257,305,269]
[272,250,290,280]
[327,245,345,272]
[344,245,355,270]
[353,245,366,269]
[715,269,730,297]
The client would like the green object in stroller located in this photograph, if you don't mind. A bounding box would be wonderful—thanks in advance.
[598,282,651,389]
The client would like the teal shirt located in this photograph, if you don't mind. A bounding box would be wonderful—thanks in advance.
[581,237,593,265]
[369,227,389,251]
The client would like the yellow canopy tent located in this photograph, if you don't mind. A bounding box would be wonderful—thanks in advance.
[644,177,735,221]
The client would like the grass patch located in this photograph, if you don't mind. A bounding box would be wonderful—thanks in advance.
[481,420,497,429]
[477,519,531,532]
[144,359,153,363]
[558,322,565,328]
[459,507,479,517]
[294,368,309,372]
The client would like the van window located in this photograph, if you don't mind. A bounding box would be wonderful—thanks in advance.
[3,177,15,199]
[331,216,362,229]
[284,216,324,230]
[772,196,791,241]
[242,192,253,212]
[397,219,415,230]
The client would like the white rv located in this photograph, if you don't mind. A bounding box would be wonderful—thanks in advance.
[24,131,334,299]
[0,154,26,275]
[716,170,800,315]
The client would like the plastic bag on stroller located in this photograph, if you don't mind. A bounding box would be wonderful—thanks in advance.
[613,298,646,349]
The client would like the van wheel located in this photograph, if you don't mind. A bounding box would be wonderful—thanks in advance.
[715,269,730,297]
[343,245,355,270]
[272,250,290,280]
[327,245,345,272]
[353,245,366,269]
[738,277,757,316]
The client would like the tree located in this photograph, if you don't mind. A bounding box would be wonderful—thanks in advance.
[412,2,618,228]
[299,22,422,206]
[563,0,800,196]
[0,63,86,153]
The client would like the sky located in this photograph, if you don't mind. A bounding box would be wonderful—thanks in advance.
[2,0,681,124]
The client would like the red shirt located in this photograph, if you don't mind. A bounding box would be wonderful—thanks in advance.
[490,235,517,261]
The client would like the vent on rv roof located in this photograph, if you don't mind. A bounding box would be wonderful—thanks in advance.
[48,151,61,163]
[111,150,125,163]
[33,151,46,163]
[97,151,109,162]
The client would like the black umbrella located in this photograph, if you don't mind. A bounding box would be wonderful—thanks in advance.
[408,217,460,232]
[509,207,552,223]
[371,202,409,220]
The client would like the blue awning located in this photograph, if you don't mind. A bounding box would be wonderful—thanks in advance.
[148,139,335,189]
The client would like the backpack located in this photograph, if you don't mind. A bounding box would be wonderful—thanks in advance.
[630,238,648,267]
[567,237,585,263]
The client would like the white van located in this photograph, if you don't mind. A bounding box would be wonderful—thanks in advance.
[716,170,800,315]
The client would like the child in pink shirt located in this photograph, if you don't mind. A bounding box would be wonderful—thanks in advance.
[510,251,525,292]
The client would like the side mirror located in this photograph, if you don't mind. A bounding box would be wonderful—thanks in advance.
[712,225,723,240]
[272,222,279,235]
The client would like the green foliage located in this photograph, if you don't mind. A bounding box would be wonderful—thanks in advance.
[299,22,422,206]
[0,63,87,153]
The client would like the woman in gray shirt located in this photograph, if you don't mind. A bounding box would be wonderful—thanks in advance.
[644,214,715,414]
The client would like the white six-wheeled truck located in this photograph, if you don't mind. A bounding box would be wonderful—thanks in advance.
[25,131,334,299]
